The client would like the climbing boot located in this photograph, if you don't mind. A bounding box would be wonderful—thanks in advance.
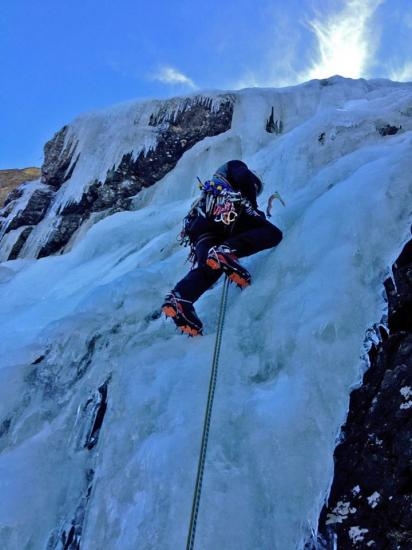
[206,245,251,288]
[162,291,203,336]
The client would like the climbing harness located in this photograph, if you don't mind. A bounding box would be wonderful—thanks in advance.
[186,276,230,550]
[178,177,248,266]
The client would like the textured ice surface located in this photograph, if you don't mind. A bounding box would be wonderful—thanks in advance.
[0,77,411,549]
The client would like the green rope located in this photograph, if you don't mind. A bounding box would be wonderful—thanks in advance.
[186,276,230,550]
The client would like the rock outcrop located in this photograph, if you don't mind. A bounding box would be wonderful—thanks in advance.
[41,125,77,188]
[314,237,412,549]
[0,95,234,260]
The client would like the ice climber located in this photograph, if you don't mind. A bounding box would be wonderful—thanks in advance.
[162,159,283,336]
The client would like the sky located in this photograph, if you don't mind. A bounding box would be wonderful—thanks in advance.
[1,0,411,169]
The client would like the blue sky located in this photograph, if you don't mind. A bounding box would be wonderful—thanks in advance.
[1,0,411,168]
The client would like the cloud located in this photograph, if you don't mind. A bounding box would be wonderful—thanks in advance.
[389,62,412,82]
[300,0,384,81]
[228,0,385,92]
[151,66,197,89]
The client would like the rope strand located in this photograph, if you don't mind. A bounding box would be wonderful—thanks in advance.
[186,276,230,550]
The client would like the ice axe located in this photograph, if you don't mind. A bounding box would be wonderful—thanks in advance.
[266,191,286,218]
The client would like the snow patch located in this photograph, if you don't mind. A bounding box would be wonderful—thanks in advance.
[400,386,412,409]
[326,500,357,524]
[349,526,369,544]
[367,491,381,509]
[352,485,361,497]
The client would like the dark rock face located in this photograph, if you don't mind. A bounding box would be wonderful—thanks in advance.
[59,96,234,217]
[5,187,54,231]
[0,184,54,258]
[377,124,402,137]
[47,379,111,550]
[38,213,83,258]
[314,238,412,549]
[0,96,234,260]
[41,126,78,188]
[265,106,283,134]
[7,227,33,260]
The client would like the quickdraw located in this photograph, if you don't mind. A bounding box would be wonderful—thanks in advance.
[210,193,241,225]
[200,181,244,225]
[215,210,238,225]
[212,199,238,225]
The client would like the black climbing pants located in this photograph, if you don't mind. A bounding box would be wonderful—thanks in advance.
[174,211,283,303]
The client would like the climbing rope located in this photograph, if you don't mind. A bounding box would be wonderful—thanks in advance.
[186,276,230,550]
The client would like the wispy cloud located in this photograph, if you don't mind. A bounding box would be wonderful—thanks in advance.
[389,62,412,82]
[228,0,385,91]
[300,0,384,81]
[151,66,197,89]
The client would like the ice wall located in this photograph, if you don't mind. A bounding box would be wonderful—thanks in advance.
[0,77,411,549]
